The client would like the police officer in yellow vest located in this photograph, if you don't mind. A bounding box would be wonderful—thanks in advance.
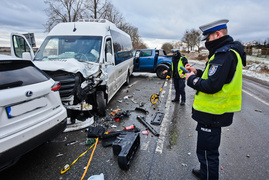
[185,19,246,180]
[163,50,188,105]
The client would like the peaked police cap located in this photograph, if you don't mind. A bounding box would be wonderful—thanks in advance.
[199,19,229,41]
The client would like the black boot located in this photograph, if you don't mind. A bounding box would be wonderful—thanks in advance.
[192,168,200,178]
[180,100,185,105]
[172,99,179,102]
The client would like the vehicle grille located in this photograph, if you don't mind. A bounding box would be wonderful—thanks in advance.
[44,71,78,98]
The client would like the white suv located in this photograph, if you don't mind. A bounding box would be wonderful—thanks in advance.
[0,55,67,171]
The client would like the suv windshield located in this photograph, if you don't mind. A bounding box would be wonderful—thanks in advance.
[34,36,102,63]
[0,60,49,90]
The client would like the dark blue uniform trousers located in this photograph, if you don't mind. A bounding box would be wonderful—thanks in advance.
[173,77,186,101]
[196,123,221,180]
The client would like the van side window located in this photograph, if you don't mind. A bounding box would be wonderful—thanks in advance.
[105,38,112,63]
[105,39,112,54]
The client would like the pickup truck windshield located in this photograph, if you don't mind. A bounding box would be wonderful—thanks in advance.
[34,36,102,63]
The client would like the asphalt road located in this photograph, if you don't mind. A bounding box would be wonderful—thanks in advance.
[0,72,268,180]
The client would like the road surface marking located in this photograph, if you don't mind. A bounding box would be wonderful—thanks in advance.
[155,80,172,154]
[242,89,269,106]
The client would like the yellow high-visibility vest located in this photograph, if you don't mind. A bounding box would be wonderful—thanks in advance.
[193,49,242,115]
[171,56,186,78]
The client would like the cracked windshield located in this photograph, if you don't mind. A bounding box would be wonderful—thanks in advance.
[34,36,102,63]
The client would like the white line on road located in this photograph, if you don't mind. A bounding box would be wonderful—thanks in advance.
[242,89,269,106]
[155,80,172,154]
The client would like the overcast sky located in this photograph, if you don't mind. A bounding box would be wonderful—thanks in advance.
[1,0,269,48]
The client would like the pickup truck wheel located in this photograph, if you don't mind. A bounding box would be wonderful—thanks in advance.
[156,66,168,79]
[96,91,106,117]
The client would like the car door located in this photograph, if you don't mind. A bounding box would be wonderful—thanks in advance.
[136,50,154,71]
[104,37,117,101]
[134,50,141,70]
[10,33,35,60]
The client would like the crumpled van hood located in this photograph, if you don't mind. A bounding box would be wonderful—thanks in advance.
[34,59,99,78]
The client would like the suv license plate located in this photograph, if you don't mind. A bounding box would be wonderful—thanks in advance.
[6,97,47,118]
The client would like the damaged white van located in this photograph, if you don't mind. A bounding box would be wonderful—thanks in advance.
[11,19,134,123]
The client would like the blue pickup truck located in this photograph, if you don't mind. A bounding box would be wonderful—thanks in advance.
[133,49,172,79]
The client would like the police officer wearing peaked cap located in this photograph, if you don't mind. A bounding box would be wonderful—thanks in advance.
[184,19,246,179]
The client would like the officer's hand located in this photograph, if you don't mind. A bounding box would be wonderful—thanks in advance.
[185,71,195,81]
[163,70,168,74]
[185,64,197,75]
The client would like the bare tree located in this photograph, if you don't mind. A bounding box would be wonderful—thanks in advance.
[182,29,201,52]
[100,2,146,49]
[161,42,173,53]
[84,0,109,19]
[125,25,147,49]
[44,0,146,49]
[102,1,124,26]
[44,0,86,32]
[190,29,202,52]
[181,30,191,52]
[172,41,183,50]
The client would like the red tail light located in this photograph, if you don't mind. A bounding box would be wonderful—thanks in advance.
[51,82,61,91]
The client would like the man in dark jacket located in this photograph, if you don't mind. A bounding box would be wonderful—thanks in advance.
[185,19,246,180]
[163,50,188,105]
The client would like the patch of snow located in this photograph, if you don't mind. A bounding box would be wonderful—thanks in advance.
[189,56,269,83]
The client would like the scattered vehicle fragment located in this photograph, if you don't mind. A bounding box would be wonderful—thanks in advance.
[151,112,165,125]
[65,140,79,146]
[137,116,160,136]
[10,19,134,122]
[135,107,149,114]
[112,131,140,170]
[141,130,149,135]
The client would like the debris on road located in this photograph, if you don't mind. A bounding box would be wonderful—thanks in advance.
[151,112,164,125]
[141,130,149,135]
[137,115,160,136]
[254,109,262,112]
[112,131,140,170]
[65,140,79,146]
[56,153,64,157]
[87,173,104,180]
[135,107,149,115]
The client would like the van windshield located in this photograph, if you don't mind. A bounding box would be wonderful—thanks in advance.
[34,36,102,63]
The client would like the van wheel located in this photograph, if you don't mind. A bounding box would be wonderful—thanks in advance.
[156,66,167,79]
[96,91,106,117]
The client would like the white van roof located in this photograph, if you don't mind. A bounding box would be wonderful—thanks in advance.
[48,19,128,37]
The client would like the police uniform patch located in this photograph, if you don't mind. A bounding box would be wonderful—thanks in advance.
[209,65,218,76]
[193,77,199,85]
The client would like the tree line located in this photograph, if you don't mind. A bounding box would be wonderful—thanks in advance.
[46,0,268,53]
[44,0,147,49]
[161,29,202,54]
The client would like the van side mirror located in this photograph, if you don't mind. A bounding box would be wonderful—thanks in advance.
[22,52,32,60]
[106,53,114,65]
